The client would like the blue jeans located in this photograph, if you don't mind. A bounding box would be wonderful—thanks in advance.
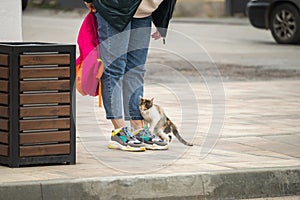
[96,13,152,120]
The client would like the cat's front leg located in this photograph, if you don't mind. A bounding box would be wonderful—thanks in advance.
[149,119,158,133]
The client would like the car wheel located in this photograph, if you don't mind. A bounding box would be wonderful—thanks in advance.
[270,3,300,44]
[22,0,28,11]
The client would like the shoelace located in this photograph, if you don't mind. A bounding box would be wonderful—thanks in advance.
[123,127,138,140]
[143,127,155,139]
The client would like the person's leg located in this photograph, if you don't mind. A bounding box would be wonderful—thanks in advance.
[111,119,125,130]
[95,13,130,129]
[130,120,143,130]
[95,13,145,151]
[122,16,152,130]
[122,17,169,150]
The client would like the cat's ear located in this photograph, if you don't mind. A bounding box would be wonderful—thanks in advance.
[150,98,154,103]
[139,96,144,102]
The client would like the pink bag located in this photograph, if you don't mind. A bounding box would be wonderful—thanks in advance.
[76,11,104,104]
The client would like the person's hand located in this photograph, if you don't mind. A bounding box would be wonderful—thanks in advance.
[151,30,161,40]
[84,2,96,12]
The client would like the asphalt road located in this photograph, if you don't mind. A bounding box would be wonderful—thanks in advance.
[22,8,300,82]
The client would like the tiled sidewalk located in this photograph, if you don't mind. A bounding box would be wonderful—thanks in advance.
[0,80,299,183]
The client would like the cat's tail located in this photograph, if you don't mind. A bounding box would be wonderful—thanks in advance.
[168,118,193,146]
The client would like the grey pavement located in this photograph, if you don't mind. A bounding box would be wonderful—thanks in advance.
[0,9,299,200]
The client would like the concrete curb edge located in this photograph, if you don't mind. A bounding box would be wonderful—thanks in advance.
[1,167,299,200]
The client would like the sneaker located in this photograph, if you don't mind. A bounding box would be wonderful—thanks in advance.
[133,126,169,150]
[108,127,146,152]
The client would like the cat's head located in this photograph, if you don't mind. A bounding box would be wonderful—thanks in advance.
[139,97,154,111]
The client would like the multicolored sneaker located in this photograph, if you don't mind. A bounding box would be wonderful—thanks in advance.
[133,126,169,150]
[108,127,146,152]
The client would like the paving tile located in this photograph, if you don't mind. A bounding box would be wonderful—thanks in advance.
[262,134,300,147]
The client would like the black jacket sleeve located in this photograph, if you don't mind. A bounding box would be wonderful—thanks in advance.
[152,0,177,38]
[83,0,93,3]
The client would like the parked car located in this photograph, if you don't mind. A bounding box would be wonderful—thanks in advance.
[247,0,300,44]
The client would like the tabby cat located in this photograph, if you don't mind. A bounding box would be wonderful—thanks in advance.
[139,97,193,146]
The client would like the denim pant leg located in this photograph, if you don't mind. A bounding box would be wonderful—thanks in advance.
[96,13,131,119]
[123,17,152,120]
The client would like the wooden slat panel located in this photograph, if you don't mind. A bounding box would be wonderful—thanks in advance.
[0,144,8,156]
[19,144,70,157]
[0,119,8,131]
[20,80,70,92]
[0,93,8,105]
[20,105,70,118]
[0,80,8,92]
[20,67,70,79]
[0,132,8,144]
[0,67,9,79]
[0,54,8,66]
[20,54,70,66]
[20,118,70,131]
[0,106,8,118]
[20,92,70,105]
[20,131,70,144]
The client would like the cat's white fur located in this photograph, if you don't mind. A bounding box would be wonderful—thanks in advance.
[140,97,193,146]
[140,105,170,142]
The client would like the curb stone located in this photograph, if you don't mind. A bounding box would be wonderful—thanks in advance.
[0,167,299,200]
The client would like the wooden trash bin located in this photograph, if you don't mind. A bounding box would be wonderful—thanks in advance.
[0,43,76,167]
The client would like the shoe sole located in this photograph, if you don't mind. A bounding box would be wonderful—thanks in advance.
[108,141,146,152]
[144,143,169,150]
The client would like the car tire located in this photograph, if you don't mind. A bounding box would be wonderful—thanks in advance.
[270,3,300,44]
[22,0,28,11]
